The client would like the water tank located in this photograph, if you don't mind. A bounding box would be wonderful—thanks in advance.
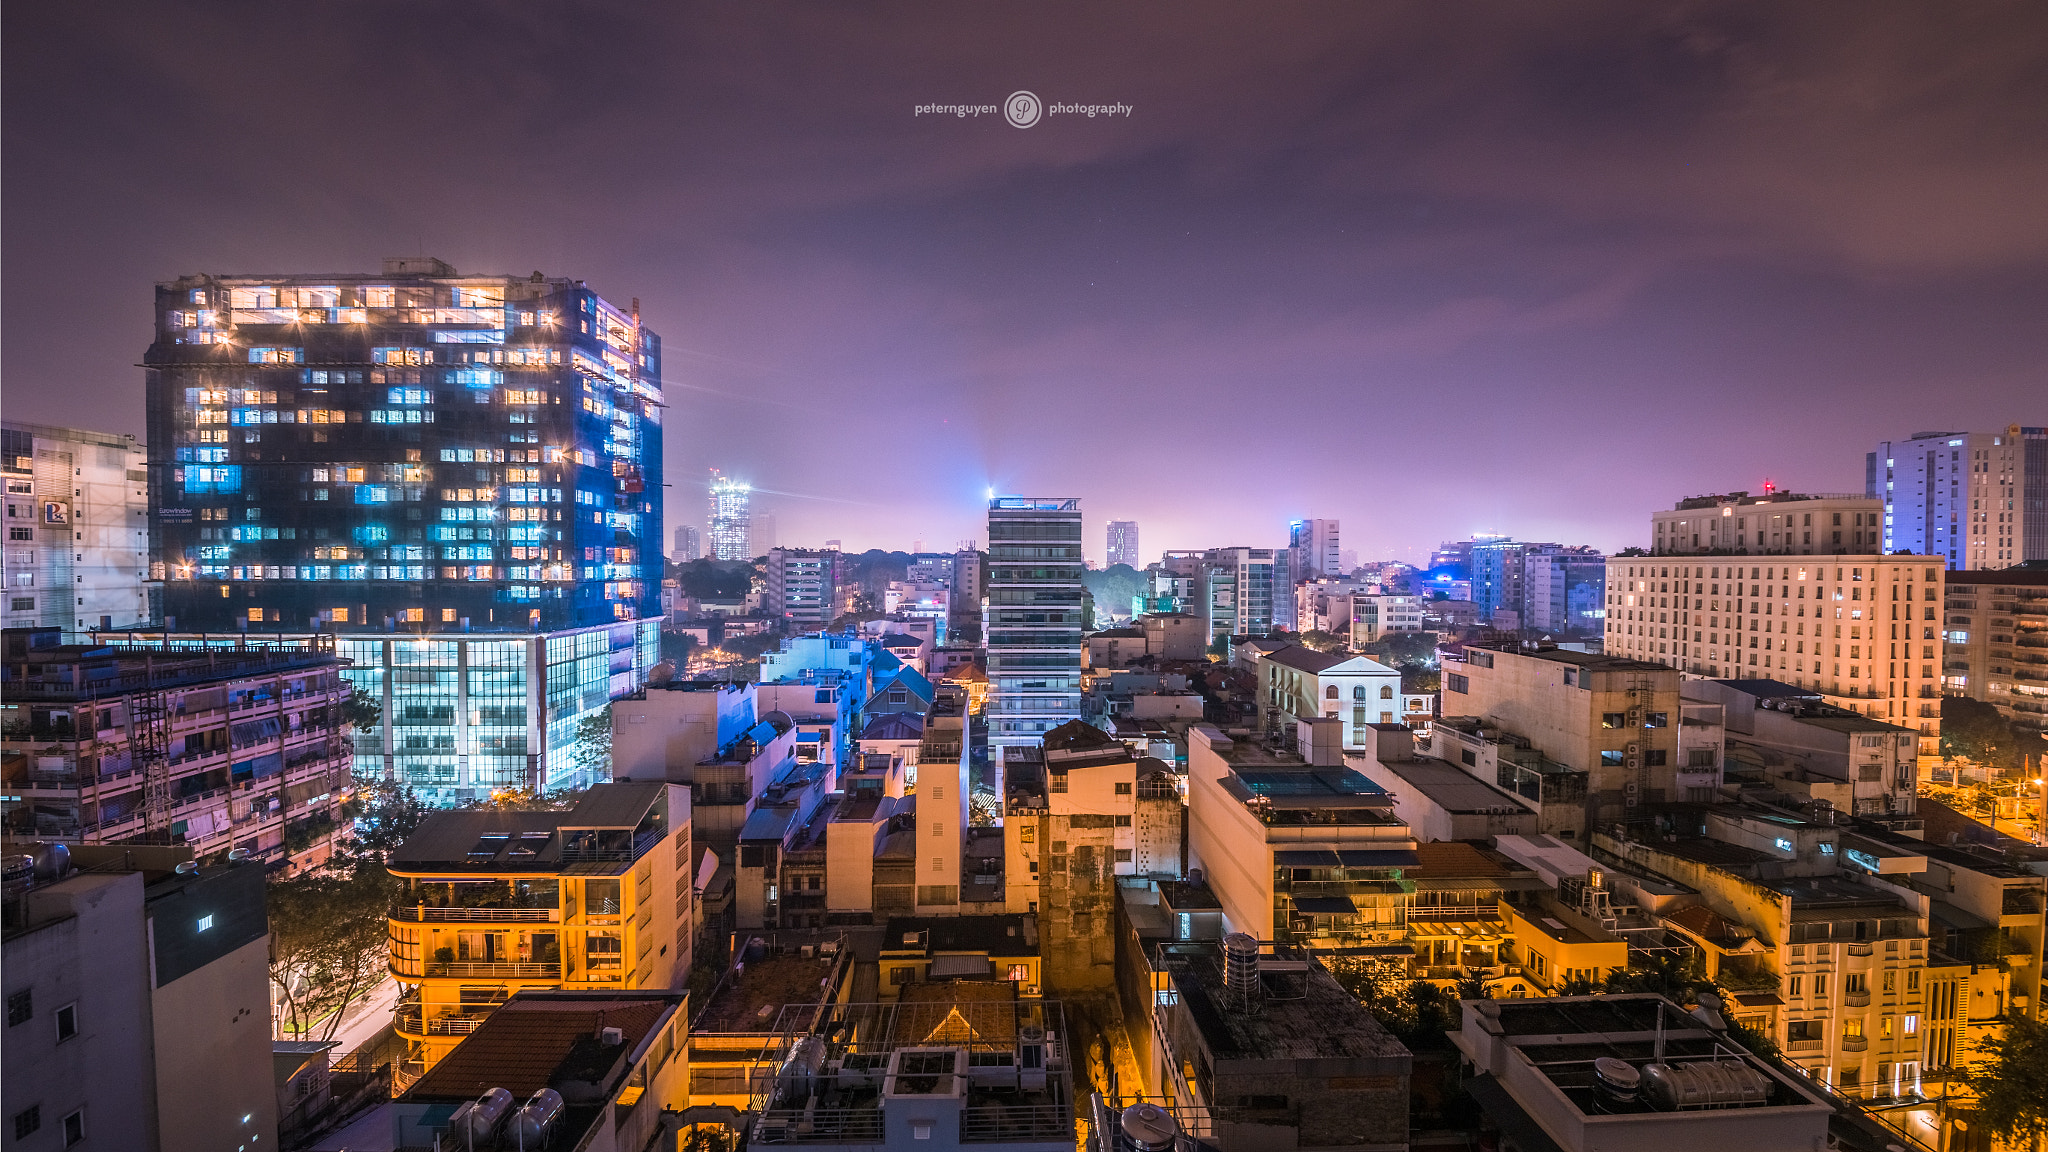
[1119,1102,1180,1152]
[647,661,677,686]
[1221,933,1263,1016]
[1640,1060,1770,1110]
[31,842,70,881]
[1591,1057,1641,1109]
[507,1088,564,1149]
[461,1087,515,1142]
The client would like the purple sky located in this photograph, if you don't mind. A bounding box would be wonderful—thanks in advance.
[6,3,2045,566]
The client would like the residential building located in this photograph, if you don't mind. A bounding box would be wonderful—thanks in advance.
[764,547,844,626]
[609,678,755,785]
[1106,519,1140,568]
[369,989,689,1152]
[687,943,852,1106]
[1288,517,1341,578]
[709,473,751,560]
[1162,548,1279,648]
[1,629,350,867]
[384,781,691,1075]
[672,523,699,562]
[1185,720,1417,945]
[1252,644,1402,752]
[1132,564,1197,617]
[1429,718,1590,838]
[985,497,1083,753]
[745,990,1076,1151]
[1441,642,1681,826]
[1523,547,1606,636]
[1940,567,2048,734]
[1604,555,1946,742]
[1354,724,1537,842]
[998,722,1140,989]
[949,547,983,638]
[1351,593,1424,645]
[2,421,155,631]
[1653,489,1885,556]
[1150,936,1411,1152]
[1471,539,1556,624]
[2,844,280,1152]
[1871,426,2048,567]
[1451,993,1833,1152]
[1683,679,1918,817]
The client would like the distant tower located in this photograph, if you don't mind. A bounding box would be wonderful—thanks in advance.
[1106,520,1140,568]
[986,497,1083,752]
[750,514,779,559]
[672,525,700,562]
[1288,518,1341,577]
[708,474,751,560]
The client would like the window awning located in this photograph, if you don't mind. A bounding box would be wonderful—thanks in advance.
[1275,850,1342,867]
[1292,895,1359,915]
[1338,849,1419,867]
[929,955,992,978]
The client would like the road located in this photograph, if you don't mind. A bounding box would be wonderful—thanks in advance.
[324,975,399,1055]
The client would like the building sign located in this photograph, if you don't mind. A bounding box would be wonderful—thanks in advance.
[41,500,69,525]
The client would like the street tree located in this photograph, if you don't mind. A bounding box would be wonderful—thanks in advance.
[1970,1009,2048,1146]
[268,866,395,1041]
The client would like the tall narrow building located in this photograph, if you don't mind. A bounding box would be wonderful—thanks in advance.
[1288,517,1341,577]
[985,496,1083,753]
[1870,427,2048,568]
[1105,519,1140,568]
[671,523,699,562]
[144,258,664,799]
[2,421,156,631]
[707,473,751,560]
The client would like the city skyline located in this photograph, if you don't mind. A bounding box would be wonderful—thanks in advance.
[7,4,2045,562]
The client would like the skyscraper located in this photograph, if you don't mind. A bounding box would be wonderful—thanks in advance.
[1869,427,2048,568]
[672,524,699,562]
[144,258,664,797]
[985,496,1082,751]
[1105,519,1140,568]
[707,473,751,560]
[1287,518,1341,577]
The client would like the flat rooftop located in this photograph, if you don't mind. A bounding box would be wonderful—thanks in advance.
[694,954,840,1034]
[1157,942,1410,1066]
[1370,754,1533,816]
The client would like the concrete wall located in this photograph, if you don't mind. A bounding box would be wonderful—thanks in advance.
[152,934,279,1152]
[612,683,748,783]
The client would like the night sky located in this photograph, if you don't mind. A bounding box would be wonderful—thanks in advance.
[6,3,2045,565]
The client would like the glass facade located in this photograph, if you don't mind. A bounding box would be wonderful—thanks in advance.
[985,497,1083,749]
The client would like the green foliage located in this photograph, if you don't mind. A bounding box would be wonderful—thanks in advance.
[1297,630,1351,654]
[573,711,613,779]
[658,628,695,668]
[1081,564,1145,620]
[268,864,398,1041]
[339,782,429,861]
[671,557,758,600]
[341,686,382,733]
[457,786,581,810]
[1941,696,2047,774]
[1365,631,1439,669]
[1970,1010,2048,1145]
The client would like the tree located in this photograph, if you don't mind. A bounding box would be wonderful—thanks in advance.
[658,628,695,669]
[1970,1010,2048,1145]
[670,557,759,601]
[339,782,429,861]
[269,866,396,1041]
[341,686,382,733]
[1297,630,1350,654]
[573,711,613,781]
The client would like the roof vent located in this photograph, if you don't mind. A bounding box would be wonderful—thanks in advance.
[600,1026,624,1046]
[1222,933,1264,1016]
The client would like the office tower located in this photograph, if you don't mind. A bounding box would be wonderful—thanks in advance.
[1870,427,2048,568]
[1161,547,1278,646]
[671,523,699,562]
[1105,519,1140,568]
[1654,488,1885,555]
[1288,517,1341,577]
[763,547,843,625]
[3,422,155,631]
[985,496,1082,751]
[707,473,751,560]
[750,513,778,558]
[1522,547,1606,635]
[144,259,664,799]
[1469,539,1554,624]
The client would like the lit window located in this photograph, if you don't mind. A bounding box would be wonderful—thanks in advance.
[196,915,213,932]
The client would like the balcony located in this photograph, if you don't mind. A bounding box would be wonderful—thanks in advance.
[1787,1038,1825,1053]
[1845,990,1872,1007]
[1842,1036,1869,1053]
[423,960,560,980]
[390,905,557,923]
[1847,943,1874,957]
[397,1010,491,1037]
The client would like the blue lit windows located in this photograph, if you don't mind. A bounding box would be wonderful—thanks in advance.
[372,347,436,365]
[387,388,432,405]
[182,465,242,494]
[353,525,390,544]
[247,347,303,364]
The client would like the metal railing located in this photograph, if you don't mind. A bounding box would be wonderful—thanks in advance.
[1787,1038,1825,1053]
[389,905,556,923]
[961,1102,1072,1142]
[423,960,560,979]
[1842,1036,1869,1052]
[752,1107,885,1144]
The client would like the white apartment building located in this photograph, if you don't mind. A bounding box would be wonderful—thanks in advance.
[1605,556,1945,745]
[1289,518,1341,577]
[1871,426,2048,568]
[3,422,155,631]
[1353,594,1424,644]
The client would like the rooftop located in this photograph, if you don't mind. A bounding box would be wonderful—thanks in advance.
[407,989,684,1101]
[694,953,841,1034]
[1465,643,1671,674]
[883,914,1040,956]
[1156,941,1412,1066]
[1365,753,1534,816]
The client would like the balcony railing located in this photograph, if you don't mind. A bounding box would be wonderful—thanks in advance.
[1787,1038,1825,1053]
[1842,1036,1869,1052]
[389,905,557,923]
[1846,943,1874,957]
[424,961,560,979]
[1845,990,1872,1007]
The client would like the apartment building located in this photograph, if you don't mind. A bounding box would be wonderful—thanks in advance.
[1185,720,1417,946]
[1106,519,1141,568]
[1605,555,1946,745]
[985,497,1084,751]
[1252,644,1403,752]
[1161,548,1278,647]
[1941,567,2048,734]
[4,845,280,1152]
[997,722,1141,990]
[1352,593,1425,645]
[1653,489,1886,556]
[1288,517,1341,578]
[1872,426,2048,568]
[1,629,350,867]
[2,422,155,632]
[1684,679,1918,816]
[1523,548,1606,636]
[764,547,844,626]
[384,781,691,1076]
[1442,642,1681,826]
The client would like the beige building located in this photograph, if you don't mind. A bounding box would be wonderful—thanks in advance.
[1652,489,1886,556]
[1442,643,1681,826]
[1941,568,2048,735]
[1001,722,1140,989]
[1606,555,1945,742]
[3,421,155,632]
[1185,719,1417,946]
